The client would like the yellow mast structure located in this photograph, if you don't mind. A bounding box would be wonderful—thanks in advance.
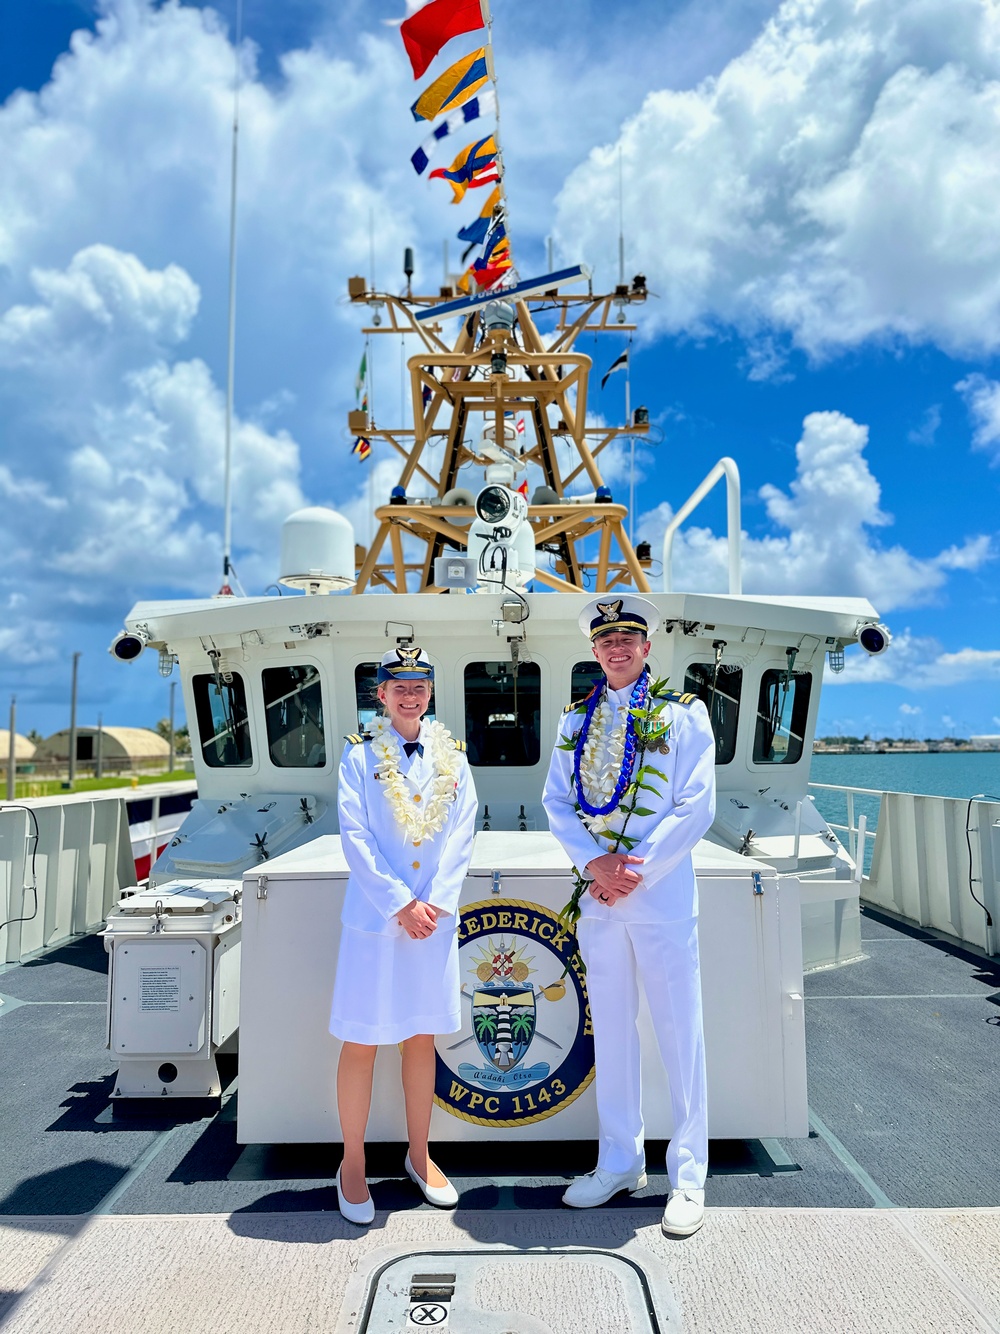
[346,273,654,596]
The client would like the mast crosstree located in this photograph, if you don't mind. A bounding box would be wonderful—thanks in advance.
[346,275,654,596]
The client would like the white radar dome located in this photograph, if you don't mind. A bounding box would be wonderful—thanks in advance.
[279,506,356,593]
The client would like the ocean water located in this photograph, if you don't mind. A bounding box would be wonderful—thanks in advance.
[808,751,1000,872]
[809,751,1000,801]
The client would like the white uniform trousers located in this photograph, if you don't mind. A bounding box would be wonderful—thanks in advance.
[577,915,708,1191]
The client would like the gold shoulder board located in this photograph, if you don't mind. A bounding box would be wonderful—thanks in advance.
[344,733,370,744]
[453,738,468,752]
[563,686,596,714]
[661,690,697,705]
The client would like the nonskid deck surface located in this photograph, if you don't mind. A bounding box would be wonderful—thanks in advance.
[1,911,999,1332]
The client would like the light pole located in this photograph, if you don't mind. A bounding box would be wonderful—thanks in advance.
[7,695,15,801]
[95,712,104,781]
[67,651,81,788]
[168,680,176,775]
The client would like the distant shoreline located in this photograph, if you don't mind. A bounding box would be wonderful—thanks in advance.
[814,743,999,755]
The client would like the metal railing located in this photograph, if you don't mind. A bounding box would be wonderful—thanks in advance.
[808,781,881,877]
[662,456,742,595]
[809,780,1000,955]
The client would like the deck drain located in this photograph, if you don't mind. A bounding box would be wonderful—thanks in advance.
[357,1249,674,1332]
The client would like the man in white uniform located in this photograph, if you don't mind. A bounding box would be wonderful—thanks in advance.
[542,595,716,1237]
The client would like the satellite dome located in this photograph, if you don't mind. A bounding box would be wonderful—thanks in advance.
[278,507,356,593]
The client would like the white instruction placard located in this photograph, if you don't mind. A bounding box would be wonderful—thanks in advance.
[139,965,181,1013]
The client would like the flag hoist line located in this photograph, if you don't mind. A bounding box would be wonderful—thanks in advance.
[403,0,515,291]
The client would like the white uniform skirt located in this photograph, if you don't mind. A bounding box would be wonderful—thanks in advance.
[329,923,462,1045]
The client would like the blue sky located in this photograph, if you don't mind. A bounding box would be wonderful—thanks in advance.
[1,0,998,741]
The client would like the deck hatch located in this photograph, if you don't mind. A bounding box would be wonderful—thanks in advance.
[358,1249,673,1333]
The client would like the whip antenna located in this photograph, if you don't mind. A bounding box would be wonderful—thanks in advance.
[220,0,243,595]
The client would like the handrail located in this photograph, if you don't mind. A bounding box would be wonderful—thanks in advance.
[662,457,741,594]
[809,780,886,798]
[808,780,880,874]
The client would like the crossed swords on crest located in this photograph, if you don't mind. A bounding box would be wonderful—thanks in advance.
[446,951,563,1052]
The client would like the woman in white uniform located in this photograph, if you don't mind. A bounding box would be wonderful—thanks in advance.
[330,646,478,1225]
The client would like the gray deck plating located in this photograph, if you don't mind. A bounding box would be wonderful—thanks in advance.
[2,911,999,1331]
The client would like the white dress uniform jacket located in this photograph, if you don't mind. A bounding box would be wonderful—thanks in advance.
[338,721,478,937]
[542,683,717,921]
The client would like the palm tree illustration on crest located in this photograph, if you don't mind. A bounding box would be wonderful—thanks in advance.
[511,1012,534,1042]
[474,1011,498,1042]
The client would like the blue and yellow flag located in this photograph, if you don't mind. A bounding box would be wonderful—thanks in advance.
[352,436,372,462]
[430,134,499,203]
[457,185,501,246]
[411,48,489,122]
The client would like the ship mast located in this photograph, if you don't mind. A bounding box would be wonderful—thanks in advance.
[346,274,653,595]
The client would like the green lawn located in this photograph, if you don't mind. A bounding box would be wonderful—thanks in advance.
[14,770,195,799]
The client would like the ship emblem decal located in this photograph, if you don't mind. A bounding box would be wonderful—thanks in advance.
[435,903,595,1126]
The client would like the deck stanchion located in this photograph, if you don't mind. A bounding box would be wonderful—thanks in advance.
[847,790,856,861]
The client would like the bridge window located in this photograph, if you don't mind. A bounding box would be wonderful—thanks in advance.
[193,672,252,768]
[753,669,812,764]
[571,660,603,703]
[354,662,436,733]
[263,665,326,767]
[683,663,743,765]
[465,661,541,766]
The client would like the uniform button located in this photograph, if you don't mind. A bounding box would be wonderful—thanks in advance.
[413,839,422,846]
[412,860,420,869]
[413,794,422,803]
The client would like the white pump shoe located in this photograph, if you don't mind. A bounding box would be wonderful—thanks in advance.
[405,1152,459,1208]
[335,1165,375,1226]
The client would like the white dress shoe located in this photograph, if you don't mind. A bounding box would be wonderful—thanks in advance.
[335,1165,375,1226]
[661,1187,705,1237]
[405,1152,459,1208]
[562,1167,648,1209]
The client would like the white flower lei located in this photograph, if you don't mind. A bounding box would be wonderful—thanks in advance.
[370,716,462,843]
[576,696,629,836]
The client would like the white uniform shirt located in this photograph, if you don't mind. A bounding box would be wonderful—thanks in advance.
[338,721,478,936]
[542,681,716,923]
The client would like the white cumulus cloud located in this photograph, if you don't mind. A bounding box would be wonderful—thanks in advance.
[642,410,993,608]
[827,630,1000,687]
[956,372,1000,464]
[555,0,1000,358]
